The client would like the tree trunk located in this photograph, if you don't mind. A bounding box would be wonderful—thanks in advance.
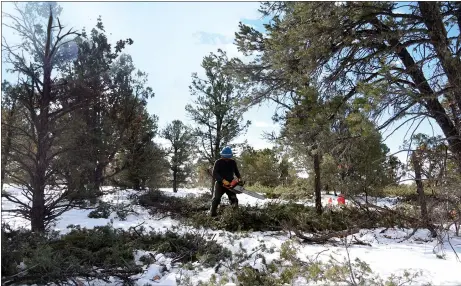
[31,110,49,232]
[418,2,461,172]
[418,2,461,112]
[32,116,48,232]
[173,169,177,192]
[313,151,322,215]
[30,12,56,232]
[411,151,436,237]
[32,94,48,233]
[31,186,46,232]
[93,164,104,195]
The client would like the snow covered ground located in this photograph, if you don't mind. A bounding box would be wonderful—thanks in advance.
[2,185,460,285]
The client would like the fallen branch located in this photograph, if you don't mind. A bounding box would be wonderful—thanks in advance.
[293,228,361,244]
[1,264,40,285]
[2,267,142,286]
[399,228,419,243]
[128,221,146,237]
[361,201,438,237]
[352,235,372,247]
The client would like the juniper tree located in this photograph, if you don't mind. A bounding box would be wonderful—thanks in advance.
[114,108,164,191]
[239,146,294,187]
[161,120,196,192]
[61,19,154,197]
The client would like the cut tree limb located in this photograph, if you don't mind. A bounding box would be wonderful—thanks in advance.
[293,228,361,244]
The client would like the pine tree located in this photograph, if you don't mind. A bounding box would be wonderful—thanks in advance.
[161,120,196,192]
[2,2,80,231]
[60,20,154,198]
[115,108,164,191]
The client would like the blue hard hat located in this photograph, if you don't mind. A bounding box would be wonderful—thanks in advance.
[220,146,233,158]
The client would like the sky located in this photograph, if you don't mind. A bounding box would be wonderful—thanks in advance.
[1,1,444,164]
[57,1,280,151]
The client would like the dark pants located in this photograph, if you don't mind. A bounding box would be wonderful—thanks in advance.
[210,181,238,216]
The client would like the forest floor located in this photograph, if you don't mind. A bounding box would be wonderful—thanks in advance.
[2,185,461,286]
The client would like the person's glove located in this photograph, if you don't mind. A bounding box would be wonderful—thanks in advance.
[222,179,231,187]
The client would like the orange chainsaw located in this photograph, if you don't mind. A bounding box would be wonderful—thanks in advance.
[225,178,244,189]
[206,168,266,200]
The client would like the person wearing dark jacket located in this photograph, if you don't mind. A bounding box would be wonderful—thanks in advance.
[210,146,242,217]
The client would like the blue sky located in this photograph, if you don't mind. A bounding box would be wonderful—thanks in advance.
[1,2,443,164]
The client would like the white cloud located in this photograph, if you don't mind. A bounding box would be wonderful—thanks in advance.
[154,137,171,148]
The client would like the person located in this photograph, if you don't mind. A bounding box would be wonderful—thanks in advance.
[210,146,243,217]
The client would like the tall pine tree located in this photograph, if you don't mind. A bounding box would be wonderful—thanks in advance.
[161,120,196,192]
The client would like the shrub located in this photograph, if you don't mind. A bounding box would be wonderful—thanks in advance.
[1,224,49,277]
[186,202,404,233]
[113,202,134,221]
[138,189,211,218]
[246,181,312,200]
[138,189,414,233]
[233,240,427,286]
[382,184,419,198]
[87,199,137,221]
[1,224,231,285]
[87,200,112,219]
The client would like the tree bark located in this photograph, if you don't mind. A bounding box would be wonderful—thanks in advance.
[411,150,436,237]
[31,12,53,232]
[313,150,322,215]
[393,42,461,171]
[418,2,461,112]
[172,168,177,193]
[31,187,46,232]
[93,164,104,196]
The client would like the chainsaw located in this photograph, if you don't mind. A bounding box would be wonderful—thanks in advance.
[206,168,266,200]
